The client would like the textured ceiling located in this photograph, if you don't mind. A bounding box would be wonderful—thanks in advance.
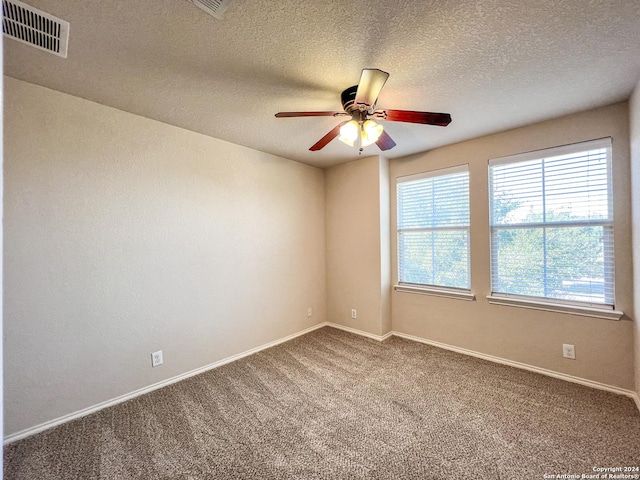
[4,0,640,167]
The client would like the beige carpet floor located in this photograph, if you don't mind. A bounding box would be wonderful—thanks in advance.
[4,327,640,479]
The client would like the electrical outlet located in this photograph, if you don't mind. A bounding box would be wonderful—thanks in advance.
[307,307,312,318]
[562,344,576,359]
[351,309,357,319]
[151,350,163,367]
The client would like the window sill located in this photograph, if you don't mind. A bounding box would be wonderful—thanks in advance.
[394,284,475,301]
[486,295,623,320]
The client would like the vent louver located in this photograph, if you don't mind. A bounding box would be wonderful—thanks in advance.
[2,0,69,58]
[187,0,233,19]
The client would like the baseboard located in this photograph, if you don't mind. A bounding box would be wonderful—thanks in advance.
[324,322,393,342]
[391,331,638,401]
[3,322,327,445]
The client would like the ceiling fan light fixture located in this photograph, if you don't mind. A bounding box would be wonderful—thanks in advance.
[338,120,359,146]
[338,119,383,148]
[361,120,383,146]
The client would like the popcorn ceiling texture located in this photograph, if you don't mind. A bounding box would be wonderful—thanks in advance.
[4,0,640,166]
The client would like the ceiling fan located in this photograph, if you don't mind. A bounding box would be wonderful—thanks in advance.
[275,68,452,153]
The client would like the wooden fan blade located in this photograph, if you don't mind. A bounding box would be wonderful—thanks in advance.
[376,130,396,151]
[355,69,389,109]
[275,111,343,117]
[309,122,346,151]
[377,109,452,126]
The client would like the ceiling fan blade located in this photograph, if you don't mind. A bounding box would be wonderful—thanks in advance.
[376,130,396,151]
[309,122,346,151]
[355,68,389,109]
[377,109,452,126]
[275,111,343,118]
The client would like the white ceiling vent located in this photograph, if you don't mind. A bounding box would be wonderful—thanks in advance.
[187,0,233,19]
[2,0,69,58]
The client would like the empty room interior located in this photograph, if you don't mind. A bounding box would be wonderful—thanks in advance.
[3,0,640,478]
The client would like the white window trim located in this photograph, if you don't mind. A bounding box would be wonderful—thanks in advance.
[395,283,475,301]
[486,294,623,320]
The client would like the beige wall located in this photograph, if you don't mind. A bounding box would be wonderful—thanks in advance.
[390,102,635,390]
[3,77,327,436]
[631,80,640,397]
[379,157,392,335]
[325,155,391,337]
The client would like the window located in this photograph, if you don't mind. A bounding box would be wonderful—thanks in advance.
[488,138,614,311]
[396,165,470,294]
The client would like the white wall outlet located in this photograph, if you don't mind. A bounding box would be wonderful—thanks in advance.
[151,350,164,367]
[562,344,576,359]
[351,309,357,319]
[307,307,312,318]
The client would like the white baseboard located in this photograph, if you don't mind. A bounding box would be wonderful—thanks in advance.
[324,322,393,342]
[4,323,327,445]
[390,331,638,402]
[633,393,640,414]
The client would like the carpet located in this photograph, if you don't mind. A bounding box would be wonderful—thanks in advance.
[5,327,640,479]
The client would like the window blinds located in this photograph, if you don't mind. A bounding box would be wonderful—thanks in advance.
[397,165,470,290]
[489,138,614,307]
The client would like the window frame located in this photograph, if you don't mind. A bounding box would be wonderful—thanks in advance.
[395,164,474,301]
[486,137,622,320]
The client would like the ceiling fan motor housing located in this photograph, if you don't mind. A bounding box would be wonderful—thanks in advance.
[341,86,358,112]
